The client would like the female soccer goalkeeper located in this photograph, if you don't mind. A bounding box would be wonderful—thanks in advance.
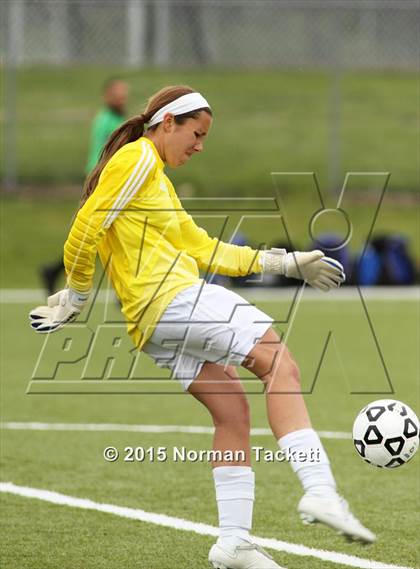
[30,86,375,569]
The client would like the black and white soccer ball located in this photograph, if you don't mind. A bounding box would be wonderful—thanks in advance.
[352,399,419,468]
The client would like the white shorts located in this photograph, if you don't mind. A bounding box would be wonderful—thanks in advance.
[142,283,273,391]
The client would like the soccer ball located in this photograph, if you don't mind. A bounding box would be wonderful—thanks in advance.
[352,399,419,468]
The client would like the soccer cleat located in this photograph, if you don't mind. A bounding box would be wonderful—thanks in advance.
[298,493,376,543]
[208,542,286,568]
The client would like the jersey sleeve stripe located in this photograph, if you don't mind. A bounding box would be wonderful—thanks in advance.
[103,143,154,228]
[110,147,155,221]
[103,148,154,228]
[103,144,150,224]
[102,143,155,228]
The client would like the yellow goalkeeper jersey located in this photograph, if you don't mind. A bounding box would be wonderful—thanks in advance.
[64,137,261,349]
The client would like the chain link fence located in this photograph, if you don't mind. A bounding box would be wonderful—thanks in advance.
[1,0,419,69]
[1,0,419,190]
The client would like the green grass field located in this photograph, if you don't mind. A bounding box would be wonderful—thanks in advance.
[1,67,418,194]
[1,297,419,568]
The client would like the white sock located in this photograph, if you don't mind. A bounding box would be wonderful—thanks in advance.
[278,428,337,497]
[213,466,255,551]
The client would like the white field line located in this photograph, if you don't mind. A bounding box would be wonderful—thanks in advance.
[0,482,412,569]
[1,287,419,304]
[0,422,352,440]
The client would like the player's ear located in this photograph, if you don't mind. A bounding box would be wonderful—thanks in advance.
[162,113,175,132]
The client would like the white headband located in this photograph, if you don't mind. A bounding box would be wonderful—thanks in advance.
[147,92,210,127]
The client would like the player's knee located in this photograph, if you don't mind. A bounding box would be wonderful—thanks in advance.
[261,346,301,388]
[213,395,250,434]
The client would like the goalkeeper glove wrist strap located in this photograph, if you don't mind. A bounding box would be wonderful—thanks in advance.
[259,248,287,275]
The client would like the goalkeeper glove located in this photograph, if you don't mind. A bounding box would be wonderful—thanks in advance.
[260,248,345,292]
[29,288,90,333]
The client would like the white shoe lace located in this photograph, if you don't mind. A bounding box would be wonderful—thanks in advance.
[338,496,350,513]
[338,497,362,526]
[236,544,274,561]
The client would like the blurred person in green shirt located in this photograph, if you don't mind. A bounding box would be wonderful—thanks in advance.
[86,78,129,173]
[40,78,129,294]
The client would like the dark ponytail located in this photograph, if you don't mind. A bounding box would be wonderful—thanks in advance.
[81,113,149,204]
